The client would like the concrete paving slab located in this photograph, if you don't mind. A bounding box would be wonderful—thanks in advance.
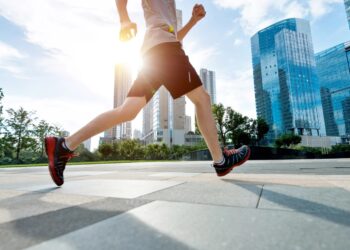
[19,179,184,199]
[0,190,103,224]
[140,181,262,208]
[27,201,350,250]
[256,185,350,215]
[0,198,150,250]
[149,172,200,178]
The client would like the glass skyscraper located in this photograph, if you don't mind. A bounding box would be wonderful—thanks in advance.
[251,18,325,141]
[315,41,350,138]
[345,0,350,29]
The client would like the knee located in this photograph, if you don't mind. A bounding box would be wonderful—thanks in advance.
[196,90,211,106]
[123,107,139,121]
[120,104,140,121]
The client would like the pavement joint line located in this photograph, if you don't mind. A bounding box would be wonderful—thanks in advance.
[256,184,264,208]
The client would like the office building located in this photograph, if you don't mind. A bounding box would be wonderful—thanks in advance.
[83,138,91,152]
[101,64,132,144]
[251,18,325,141]
[316,41,350,138]
[345,0,350,29]
[200,68,217,104]
[185,115,192,133]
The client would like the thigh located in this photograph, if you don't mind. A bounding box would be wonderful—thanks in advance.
[127,67,162,103]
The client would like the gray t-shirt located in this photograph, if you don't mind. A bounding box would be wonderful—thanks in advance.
[141,0,178,54]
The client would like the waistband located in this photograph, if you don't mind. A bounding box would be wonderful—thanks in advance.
[143,42,185,58]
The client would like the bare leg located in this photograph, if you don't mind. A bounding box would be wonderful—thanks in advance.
[65,97,147,150]
[186,86,223,162]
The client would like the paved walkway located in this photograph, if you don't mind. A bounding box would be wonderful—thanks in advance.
[0,159,350,250]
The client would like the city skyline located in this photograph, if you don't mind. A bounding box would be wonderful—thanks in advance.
[0,1,349,150]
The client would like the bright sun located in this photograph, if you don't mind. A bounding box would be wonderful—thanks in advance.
[114,40,143,76]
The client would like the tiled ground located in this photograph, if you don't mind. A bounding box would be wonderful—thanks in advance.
[0,159,350,250]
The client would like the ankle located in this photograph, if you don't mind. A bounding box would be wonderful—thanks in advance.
[63,137,75,151]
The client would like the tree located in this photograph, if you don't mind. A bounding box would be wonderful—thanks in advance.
[211,103,228,146]
[98,143,113,160]
[33,120,54,158]
[118,139,144,160]
[225,107,250,146]
[250,117,269,146]
[5,107,37,161]
[275,134,302,148]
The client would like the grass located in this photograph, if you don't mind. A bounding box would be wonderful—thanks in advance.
[0,160,179,168]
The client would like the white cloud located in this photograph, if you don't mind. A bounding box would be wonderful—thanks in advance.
[0,0,144,98]
[214,0,343,35]
[0,41,23,74]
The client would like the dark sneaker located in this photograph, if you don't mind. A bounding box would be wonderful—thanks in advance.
[213,145,251,177]
[45,136,77,186]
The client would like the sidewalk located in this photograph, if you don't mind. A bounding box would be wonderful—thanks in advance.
[0,159,349,250]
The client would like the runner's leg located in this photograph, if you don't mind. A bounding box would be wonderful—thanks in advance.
[64,96,147,150]
[186,86,223,162]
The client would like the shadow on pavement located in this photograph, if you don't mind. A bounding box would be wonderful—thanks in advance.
[0,190,193,249]
[223,179,350,228]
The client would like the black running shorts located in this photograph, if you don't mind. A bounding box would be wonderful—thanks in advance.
[127,42,203,102]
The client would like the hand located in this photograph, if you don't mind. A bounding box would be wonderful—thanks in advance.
[191,4,206,23]
[119,21,137,41]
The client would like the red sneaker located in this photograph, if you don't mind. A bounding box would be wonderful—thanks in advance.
[45,137,77,186]
[213,145,251,177]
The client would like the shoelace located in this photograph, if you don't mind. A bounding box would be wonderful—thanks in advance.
[223,147,238,156]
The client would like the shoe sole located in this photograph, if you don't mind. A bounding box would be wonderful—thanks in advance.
[45,137,64,186]
[217,146,251,177]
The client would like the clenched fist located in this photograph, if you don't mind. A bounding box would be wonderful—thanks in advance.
[191,4,206,23]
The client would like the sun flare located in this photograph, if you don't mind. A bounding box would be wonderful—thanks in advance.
[114,40,143,76]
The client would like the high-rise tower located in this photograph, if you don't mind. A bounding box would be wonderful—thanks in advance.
[345,0,350,29]
[316,41,350,138]
[251,18,325,141]
[199,68,217,104]
[104,64,132,141]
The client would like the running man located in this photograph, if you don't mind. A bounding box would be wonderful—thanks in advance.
[45,0,251,186]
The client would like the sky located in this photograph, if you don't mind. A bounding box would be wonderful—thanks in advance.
[0,0,349,151]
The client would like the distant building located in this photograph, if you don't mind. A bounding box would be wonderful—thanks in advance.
[60,130,70,137]
[251,18,325,142]
[345,0,350,29]
[83,138,91,152]
[315,41,350,138]
[133,129,142,140]
[185,115,192,133]
[184,132,204,146]
[101,64,132,144]
[199,68,217,104]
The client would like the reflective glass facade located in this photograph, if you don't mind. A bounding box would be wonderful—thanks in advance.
[251,18,325,141]
[345,0,350,29]
[315,42,350,137]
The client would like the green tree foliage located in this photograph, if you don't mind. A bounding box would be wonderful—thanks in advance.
[210,103,269,147]
[330,144,350,153]
[5,107,37,161]
[98,143,113,160]
[33,120,55,158]
[275,134,302,148]
[211,103,228,146]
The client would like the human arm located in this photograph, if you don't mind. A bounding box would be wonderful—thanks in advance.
[177,4,206,41]
[115,0,137,41]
